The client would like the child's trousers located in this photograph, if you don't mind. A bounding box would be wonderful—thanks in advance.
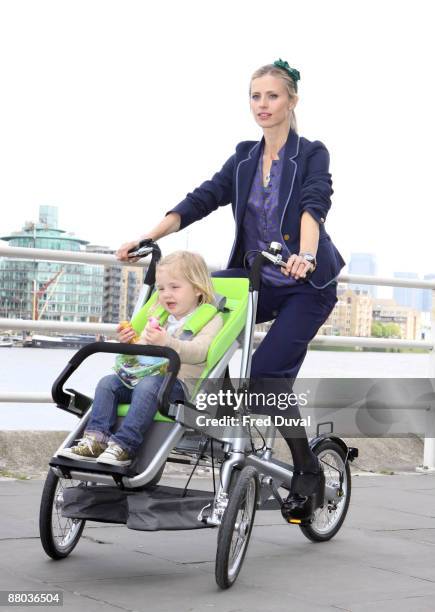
[86,374,185,456]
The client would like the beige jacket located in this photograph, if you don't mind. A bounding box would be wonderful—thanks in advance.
[139,314,223,396]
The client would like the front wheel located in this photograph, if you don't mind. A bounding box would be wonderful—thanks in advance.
[299,439,351,542]
[215,466,259,589]
[39,469,86,559]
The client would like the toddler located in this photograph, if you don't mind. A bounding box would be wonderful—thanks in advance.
[59,251,222,467]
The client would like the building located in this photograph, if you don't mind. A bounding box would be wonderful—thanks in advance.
[103,261,122,323]
[372,298,421,341]
[0,206,104,323]
[87,245,145,324]
[393,272,423,311]
[348,252,377,298]
[120,266,145,321]
[103,263,145,323]
[421,274,435,313]
[320,286,372,337]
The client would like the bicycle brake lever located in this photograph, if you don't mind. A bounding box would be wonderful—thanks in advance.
[261,250,288,267]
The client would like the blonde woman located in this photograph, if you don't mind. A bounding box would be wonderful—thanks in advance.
[117,60,345,521]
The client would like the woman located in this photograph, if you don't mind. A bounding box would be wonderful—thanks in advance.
[117,59,345,522]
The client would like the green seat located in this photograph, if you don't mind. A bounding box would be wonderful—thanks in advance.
[116,277,249,420]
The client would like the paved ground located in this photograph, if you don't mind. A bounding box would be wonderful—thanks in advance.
[1,472,435,611]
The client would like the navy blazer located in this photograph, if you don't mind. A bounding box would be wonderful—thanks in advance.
[170,129,345,289]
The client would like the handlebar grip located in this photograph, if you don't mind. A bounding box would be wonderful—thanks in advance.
[127,238,154,255]
[276,254,314,281]
[250,250,313,289]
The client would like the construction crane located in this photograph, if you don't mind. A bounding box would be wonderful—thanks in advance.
[32,269,65,320]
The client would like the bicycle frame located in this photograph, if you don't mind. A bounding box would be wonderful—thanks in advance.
[49,241,357,526]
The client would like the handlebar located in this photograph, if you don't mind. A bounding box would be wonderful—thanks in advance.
[127,238,160,260]
[51,342,181,417]
[260,249,289,268]
[127,239,162,287]
[248,243,314,291]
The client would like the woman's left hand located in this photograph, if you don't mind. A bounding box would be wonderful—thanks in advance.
[281,254,315,280]
[141,326,168,346]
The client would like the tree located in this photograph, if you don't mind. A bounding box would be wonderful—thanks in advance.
[383,323,401,338]
[371,322,383,337]
[371,321,402,338]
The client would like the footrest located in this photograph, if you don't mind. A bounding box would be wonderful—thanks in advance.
[49,455,138,478]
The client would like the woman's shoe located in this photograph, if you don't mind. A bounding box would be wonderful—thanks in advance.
[281,461,325,524]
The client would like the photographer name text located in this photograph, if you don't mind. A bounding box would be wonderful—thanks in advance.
[195,415,311,427]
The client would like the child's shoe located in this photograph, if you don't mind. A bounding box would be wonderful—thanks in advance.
[96,442,131,467]
[57,434,107,461]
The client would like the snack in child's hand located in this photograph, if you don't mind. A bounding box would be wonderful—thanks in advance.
[119,320,140,343]
[148,317,162,330]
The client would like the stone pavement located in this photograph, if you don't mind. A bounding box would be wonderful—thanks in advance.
[0,473,435,612]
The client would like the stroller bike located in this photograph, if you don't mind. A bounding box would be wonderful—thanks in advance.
[39,239,358,589]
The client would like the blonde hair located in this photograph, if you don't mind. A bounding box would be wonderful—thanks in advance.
[250,64,298,133]
[156,251,215,306]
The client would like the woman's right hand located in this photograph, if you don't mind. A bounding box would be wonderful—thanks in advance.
[116,322,137,343]
[280,253,315,280]
[116,239,143,262]
[116,214,181,261]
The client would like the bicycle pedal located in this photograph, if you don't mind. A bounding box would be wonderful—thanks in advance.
[285,516,312,526]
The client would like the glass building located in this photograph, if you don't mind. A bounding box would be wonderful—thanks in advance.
[393,272,423,311]
[348,252,378,298]
[0,206,104,322]
[421,274,435,313]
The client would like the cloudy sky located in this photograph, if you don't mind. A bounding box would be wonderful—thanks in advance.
[1,0,434,288]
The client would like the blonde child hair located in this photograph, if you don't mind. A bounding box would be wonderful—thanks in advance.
[156,251,215,306]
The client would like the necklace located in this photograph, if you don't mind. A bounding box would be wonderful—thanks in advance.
[263,153,275,187]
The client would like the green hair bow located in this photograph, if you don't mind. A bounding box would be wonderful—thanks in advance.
[273,58,301,91]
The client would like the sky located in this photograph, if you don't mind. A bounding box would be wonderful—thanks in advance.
[1,0,434,290]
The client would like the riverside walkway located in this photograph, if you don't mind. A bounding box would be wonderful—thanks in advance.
[1,473,435,611]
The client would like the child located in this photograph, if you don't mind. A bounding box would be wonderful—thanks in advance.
[59,251,223,467]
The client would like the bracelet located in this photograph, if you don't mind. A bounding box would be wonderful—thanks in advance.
[299,252,317,270]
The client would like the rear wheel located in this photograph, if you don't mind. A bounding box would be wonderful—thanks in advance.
[215,466,259,589]
[39,469,85,559]
[299,440,351,542]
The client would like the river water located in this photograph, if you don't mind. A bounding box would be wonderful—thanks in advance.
[0,347,432,430]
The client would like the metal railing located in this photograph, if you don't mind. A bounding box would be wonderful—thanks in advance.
[1,245,435,469]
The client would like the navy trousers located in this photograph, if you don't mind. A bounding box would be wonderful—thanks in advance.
[213,268,338,472]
